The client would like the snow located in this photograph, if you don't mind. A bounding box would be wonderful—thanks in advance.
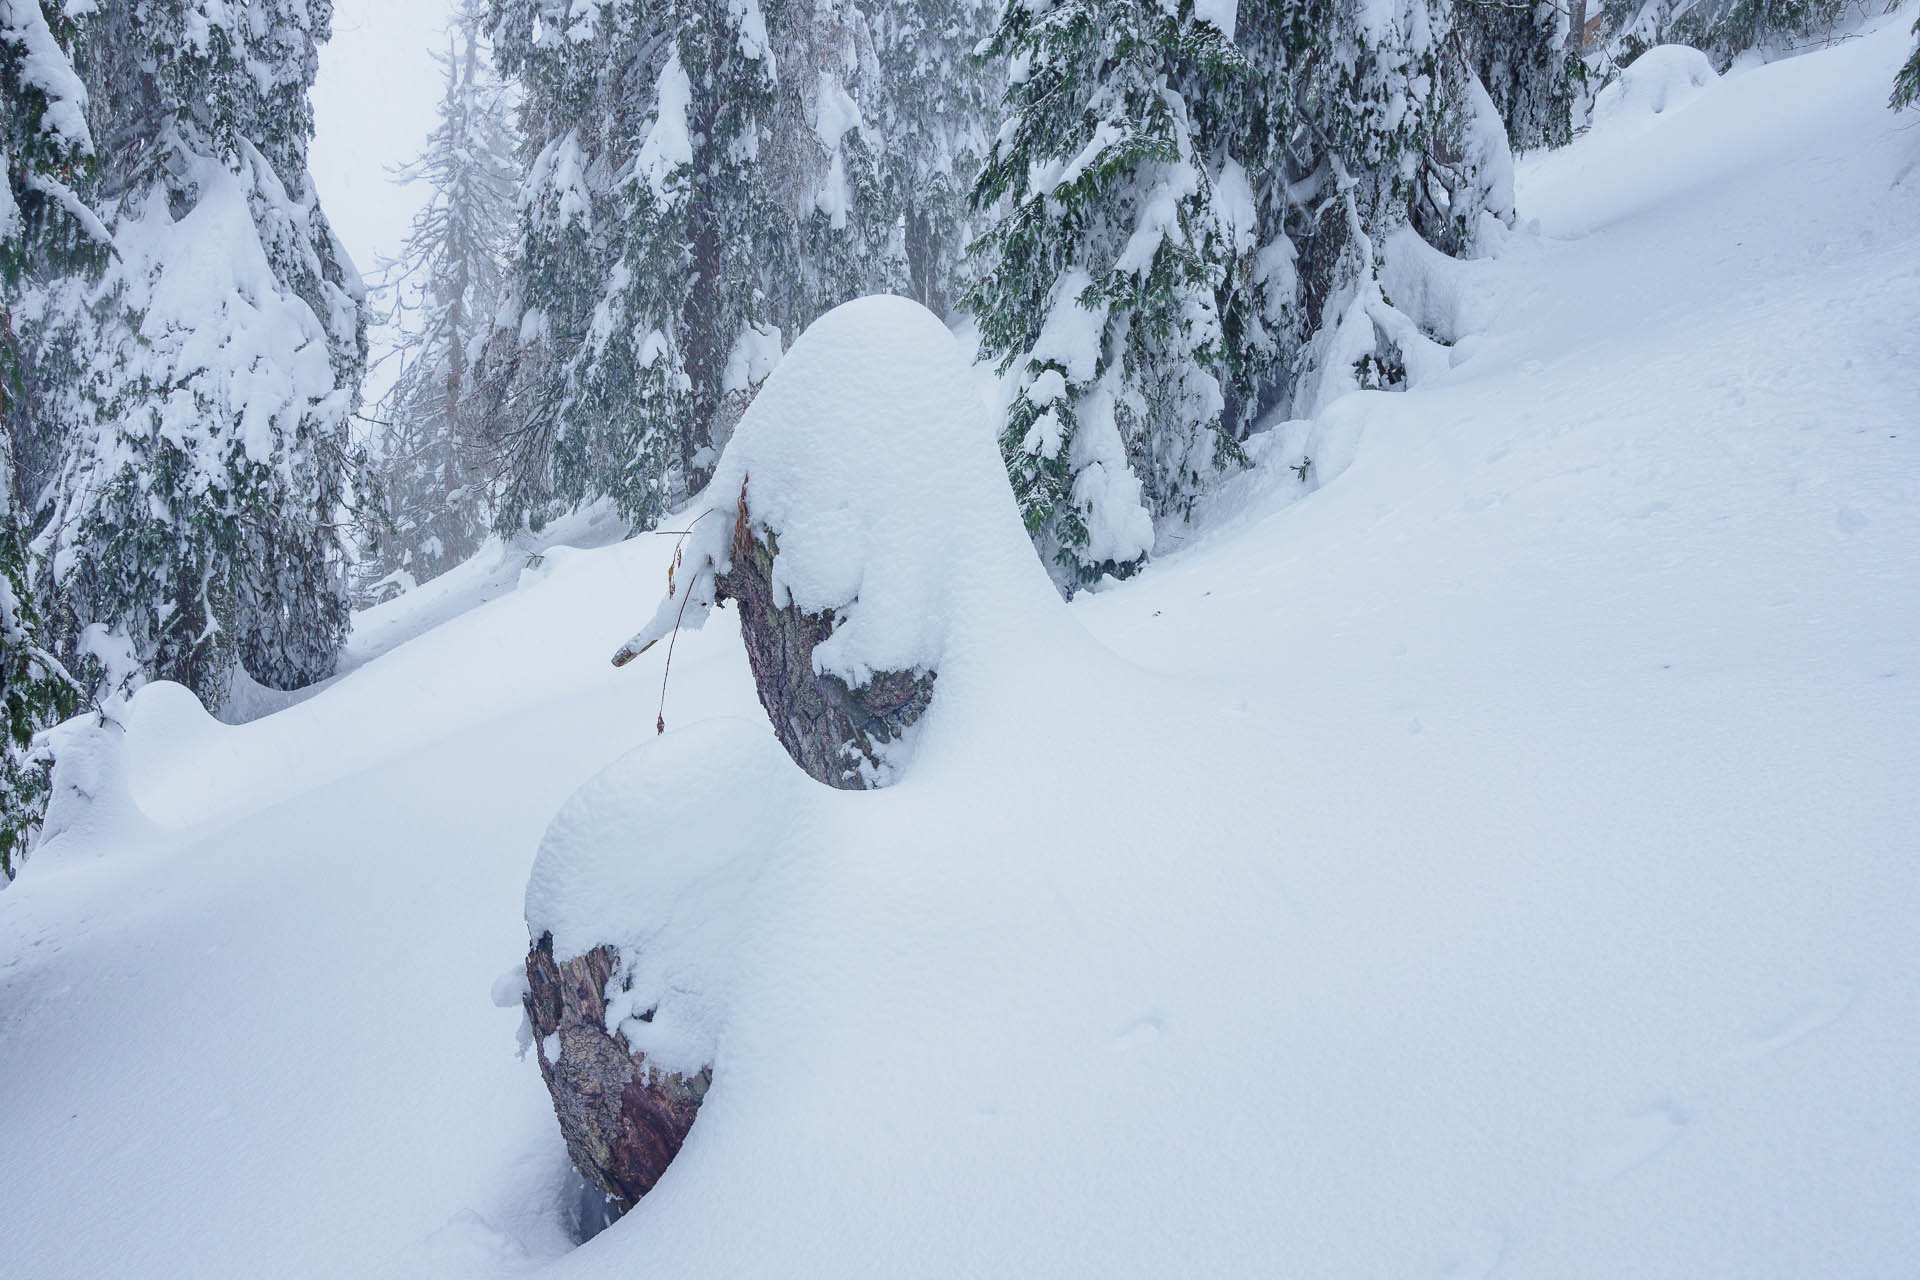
[1065,382,1155,564]
[1028,267,1106,383]
[721,320,783,394]
[618,295,1063,691]
[5,15,1920,1280]
[1193,0,1237,40]
[2,0,93,154]
[810,72,865,229]
[1456,69,1515,245]
[118,153,339,469]
[527,130,593,229]
[636,52,694,198]
[1591,44,1719,133]
[1213,157,1256,253]
[729,0,772,65]
[525,719,805,1076]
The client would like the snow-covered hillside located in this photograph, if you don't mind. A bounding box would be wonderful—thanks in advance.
[4,15,1917,1278]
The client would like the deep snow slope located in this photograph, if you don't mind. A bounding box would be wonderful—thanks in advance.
[3,16,1918,1279]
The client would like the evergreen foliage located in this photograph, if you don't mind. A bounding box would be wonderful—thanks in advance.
[969,0,1518,588]
[1,0,95,873]
[1672,0,1845,65]
[1454,0,1579,150]
[870,0,999,314]
[23,0,368,713]
[968,0,1248,585]
[1605,0,1845,67]
[1,440,74,877]
[364,0,517,596]
[480,0,923,536]
[1893,13,1920,111]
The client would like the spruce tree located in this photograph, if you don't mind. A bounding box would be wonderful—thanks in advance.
[481,0,907,536]
[768,0,900,322]
[26,0,368,713]
[969,0,1250,588]
[1252,0,1443,401]
[1679,0,1845,66]
[870,0,999,315]
[364,0,517,594]
[483,0,775,531]
[1413,46,1520,259]
[971,0,1517,588]
[1,439,74,876]
[1608,0,1844,67]
[1,0,95,872]
[1454,0,1579,151]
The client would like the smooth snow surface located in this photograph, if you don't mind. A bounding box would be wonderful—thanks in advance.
[5,19,1920,1279]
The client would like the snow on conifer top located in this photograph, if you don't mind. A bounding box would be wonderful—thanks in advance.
[617,295,1059,690]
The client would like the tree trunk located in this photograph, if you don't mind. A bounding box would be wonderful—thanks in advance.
[715,484,936,789]
[523,934,711,1211]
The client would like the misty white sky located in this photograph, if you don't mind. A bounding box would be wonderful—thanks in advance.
[310,0,460,404]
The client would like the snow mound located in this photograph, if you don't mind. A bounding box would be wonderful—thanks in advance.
[618,295,1061,693]
[524,719,804,1076]
[1594,45,1718,132]
[119,680,243,824]
[32,718,153,860]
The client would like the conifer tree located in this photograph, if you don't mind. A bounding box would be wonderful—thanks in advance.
[1454,0,1579,150]
[870,0,999,314]
[484,0,774,531]
[26,0,367,713]
[769,0,900,321]
[1,439,74,876]
[481,0,906,535]
[1413,47,1520,259]
[1607,0,1843,66]
[1676,0,1844,66]
[969,0,1249,587]
[1893,14,1920,111]
[970,0,1515,588]
[1,0,95,872]
[365,0,517,593]
[1256,0,1456,418]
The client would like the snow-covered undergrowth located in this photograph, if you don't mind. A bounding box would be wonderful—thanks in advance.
[4,15,1918,1278]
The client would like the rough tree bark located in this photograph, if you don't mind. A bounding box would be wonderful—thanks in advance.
[713,484,935,789]
[524,486,939,1216]
[523,934,711,1211]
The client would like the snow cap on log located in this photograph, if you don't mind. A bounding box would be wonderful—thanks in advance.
[614,295,1050,692]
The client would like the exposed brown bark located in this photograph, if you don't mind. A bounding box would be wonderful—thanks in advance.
[715,484,935,789]
[523,934,711,1211]
[527,481,941,1212]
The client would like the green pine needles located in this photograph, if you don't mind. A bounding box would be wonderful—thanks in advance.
[968,0,1535,591]
[968,0,1250,587]
[1893,14,1920,111]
